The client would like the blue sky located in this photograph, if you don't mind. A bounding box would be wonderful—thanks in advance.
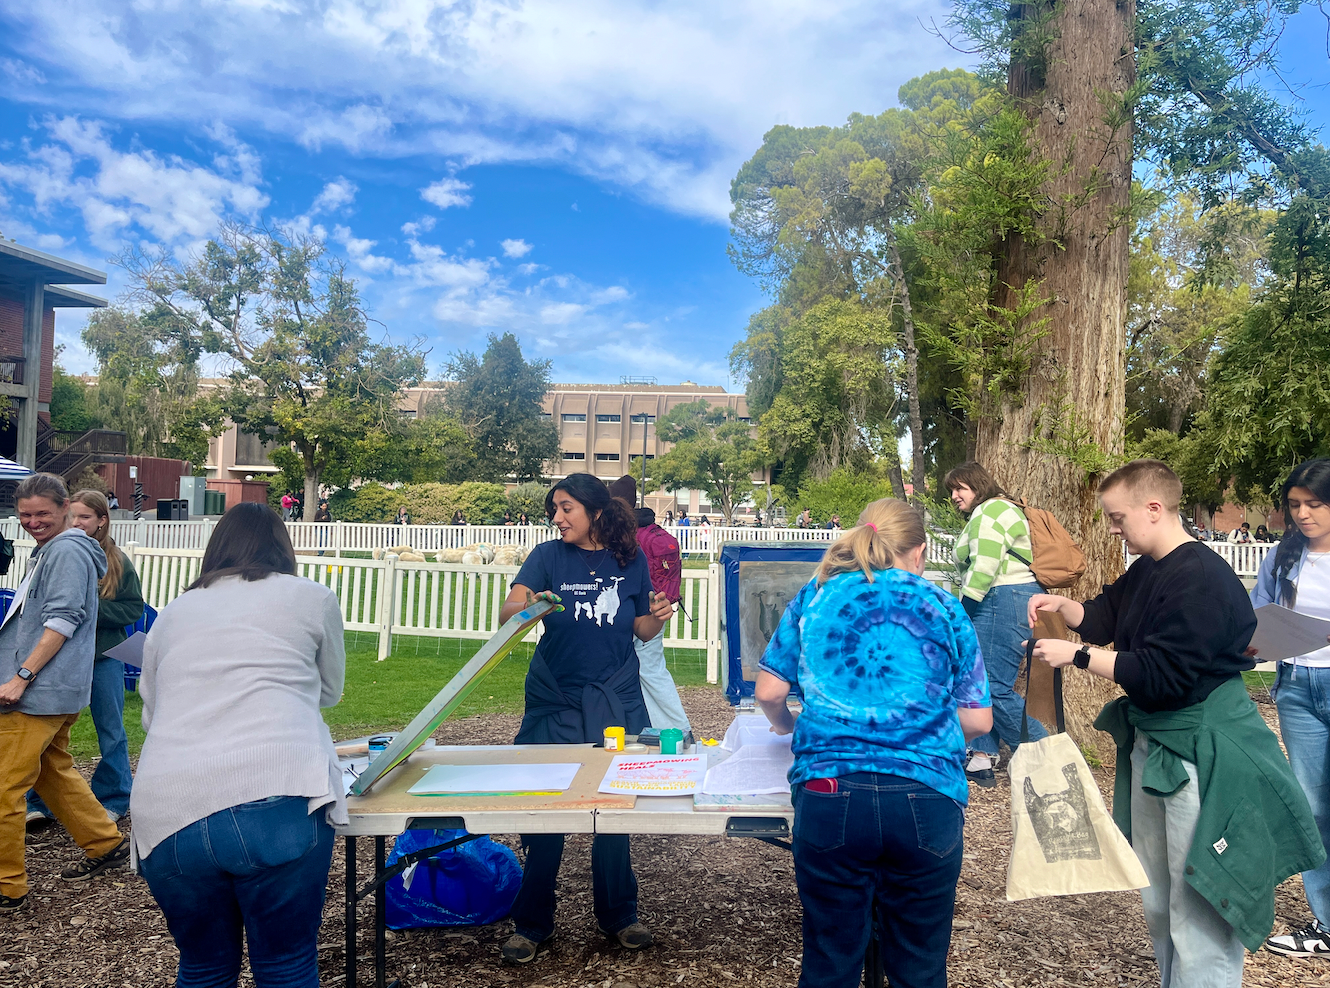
[0,2,1325,388]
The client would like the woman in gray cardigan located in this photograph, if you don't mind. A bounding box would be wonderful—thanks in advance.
[131,502,346,988]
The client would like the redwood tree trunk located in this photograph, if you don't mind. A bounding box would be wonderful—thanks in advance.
[977,0,1136,754]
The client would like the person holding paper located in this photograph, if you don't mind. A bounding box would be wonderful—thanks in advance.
[26,490,143,828]
[131,503,346,987]
[1251,458,1330,958]
[754,498,992,988]
[0,473,127,913]
[496,472,674,965]
[1027,460,1321,987]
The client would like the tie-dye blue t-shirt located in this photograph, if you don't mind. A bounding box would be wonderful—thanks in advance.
[758,568,990,804]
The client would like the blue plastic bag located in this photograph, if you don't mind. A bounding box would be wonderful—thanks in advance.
[384,829,522,930]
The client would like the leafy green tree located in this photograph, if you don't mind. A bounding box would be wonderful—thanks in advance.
[1130,428,1228,521]
[653,400,764,524]
[1202,164,1330,500]
[49,361,99,434]
[793,467,896,527]
[444,332,560,483]
[81,306,224,468]
[120,225,451,507]
[752,298,899,484]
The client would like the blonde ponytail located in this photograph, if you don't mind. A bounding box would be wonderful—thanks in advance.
[815,498,927,584]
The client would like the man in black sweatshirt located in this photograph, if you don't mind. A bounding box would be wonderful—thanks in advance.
[1025,460,1295,987]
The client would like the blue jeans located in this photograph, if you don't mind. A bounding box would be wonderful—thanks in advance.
[139,795,335,988]
[792,773,964,988]
[1272,662,1330,925]
[1130,735,1244,987]
[28,656,133,818]
[635,630,692,733]
[509,834,638,942]
[962,583,1048,756]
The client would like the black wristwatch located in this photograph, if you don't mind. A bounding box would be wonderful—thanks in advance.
[1072,647,1092,670]
[16,667,35,682]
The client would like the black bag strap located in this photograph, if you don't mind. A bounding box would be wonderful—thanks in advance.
[1020,638,1065,743]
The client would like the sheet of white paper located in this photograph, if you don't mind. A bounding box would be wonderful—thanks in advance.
[701,743,794,795]
[103,631,148,665]
[1250,604,1330,663]
[721,712,792,752]
[407,762,581,795]
[598,754,708,795]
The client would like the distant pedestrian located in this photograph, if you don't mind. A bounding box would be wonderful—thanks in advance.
[395,506,410,526]
[280,491,294,521]
[1230,521,1253,543]
[107,492,120,511]
[451,510,467,526]
[518,512,531,526]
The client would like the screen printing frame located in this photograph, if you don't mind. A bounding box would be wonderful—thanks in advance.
[349,599,554,795]
[719,542,826,704]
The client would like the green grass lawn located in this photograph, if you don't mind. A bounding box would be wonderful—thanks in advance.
[69,632,714,760]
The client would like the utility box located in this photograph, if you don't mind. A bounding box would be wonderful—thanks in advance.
[203,489,226,515]
[156,499,190,521]
[178,476,206,517]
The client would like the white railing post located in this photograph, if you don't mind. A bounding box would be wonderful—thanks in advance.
[706,562,721,684]
[377,554,397,661]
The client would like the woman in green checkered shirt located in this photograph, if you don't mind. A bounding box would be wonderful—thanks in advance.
[945,461,1050,786]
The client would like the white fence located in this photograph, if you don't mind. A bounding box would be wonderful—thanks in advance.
[0,536,724,679]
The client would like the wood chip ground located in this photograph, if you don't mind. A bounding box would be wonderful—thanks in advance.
[3,686,1325,987]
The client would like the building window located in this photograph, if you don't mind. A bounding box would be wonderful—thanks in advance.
[595,452,621,461]
[738,416,752,423]
[562,413,587,422]
[563,451,586,460]
[629,414,656,424]
[596,413,621,423]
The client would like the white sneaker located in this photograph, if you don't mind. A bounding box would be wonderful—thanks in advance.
[1265,920,1330,957]
[25,810,53,833]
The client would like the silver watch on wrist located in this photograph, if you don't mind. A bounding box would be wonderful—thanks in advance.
[16,667,35,682]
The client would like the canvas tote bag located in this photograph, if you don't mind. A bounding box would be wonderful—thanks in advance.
[1006,638,1149,901]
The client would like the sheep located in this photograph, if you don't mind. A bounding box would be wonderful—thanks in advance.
[371,547,386,560]
[436,548,466,563]
[493,546,525,567]
[460,550,485,566]
[398,550,427,562]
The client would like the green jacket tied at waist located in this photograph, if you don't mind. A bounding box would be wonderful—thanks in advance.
[1095,677,1324,951]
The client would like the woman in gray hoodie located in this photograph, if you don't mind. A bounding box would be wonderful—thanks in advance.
[0,472,129,913]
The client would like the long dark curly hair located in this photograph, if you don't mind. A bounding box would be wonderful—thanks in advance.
[1272,458,1330,606]
[545,473,639,568]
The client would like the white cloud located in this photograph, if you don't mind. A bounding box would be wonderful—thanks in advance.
[401,216,436,236]
[2,1,967,220]
[312,177,358,213]
[1,58,46,85]
[420,178,473,210]
[332,224,393,274]
[0,116,268,249]
[540,302,587,324]
[516,262,541,275]
[500,238,533,258]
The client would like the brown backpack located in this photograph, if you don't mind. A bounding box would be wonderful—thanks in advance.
[1004,498,1086,589]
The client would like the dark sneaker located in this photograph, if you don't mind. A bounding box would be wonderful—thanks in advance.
[500,933,546,964]
[0,893,28,913]
[966,767,996,787]
[1266,920,1330,957]
[606,922,654,950]
[60,837,130,881]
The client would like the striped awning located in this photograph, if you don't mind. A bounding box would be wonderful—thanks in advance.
[0,457,32,480]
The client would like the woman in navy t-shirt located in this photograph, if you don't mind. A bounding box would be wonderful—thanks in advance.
[497,473,674,965]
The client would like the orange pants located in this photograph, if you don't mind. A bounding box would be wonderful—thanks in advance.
[0,711,123,898]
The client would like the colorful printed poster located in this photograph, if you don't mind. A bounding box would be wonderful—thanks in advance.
[598,754,708,796]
